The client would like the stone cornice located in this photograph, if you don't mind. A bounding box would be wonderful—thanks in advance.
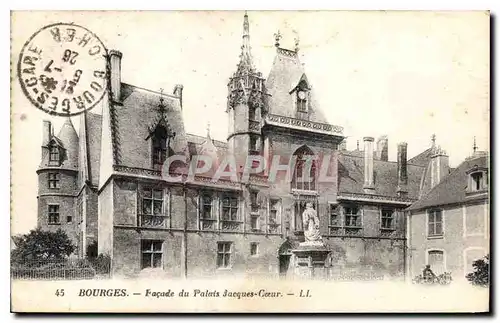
[36,167,78,174]
[112,165,243,190]
[264,113,344,137]
[337,192,416,206]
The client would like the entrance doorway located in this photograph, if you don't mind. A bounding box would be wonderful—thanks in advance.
[278,239,294,278]
[279,255,291,277]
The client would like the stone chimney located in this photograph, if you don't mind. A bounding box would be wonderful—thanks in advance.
[430,147,449,188]
[42,120,52,146]
[363,137,375,193]
[109,50,123,103]
[173,84,184,109]
[397,142,408,196]
[339,139,347,151]
[376,135,388,161]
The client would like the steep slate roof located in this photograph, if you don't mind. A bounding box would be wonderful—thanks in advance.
[408,147,434,166]
[185,133,227,151]
[265,48,328,124]
[185,133,228,162]
[407,155,489,211]
[338,152,425,199]
[113,83,188,169]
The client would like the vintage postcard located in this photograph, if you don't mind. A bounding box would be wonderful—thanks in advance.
[10,10,490,313]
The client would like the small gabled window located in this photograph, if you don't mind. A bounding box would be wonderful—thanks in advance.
[49,146,60,166]
[152,137,168,170]
[466,166,488,194]
[471,172,484,191]
[295,80,309,116]
[150,125,175,171]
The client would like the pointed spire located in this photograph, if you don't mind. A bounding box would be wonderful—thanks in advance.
[274,30,282,48]
[293,30,300,53]
[206,121,211,139]
[243,11,249,38]
[235,11,255,76]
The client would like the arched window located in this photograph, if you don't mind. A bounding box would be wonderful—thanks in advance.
[49,146,60,166]
[291,146,316,191]
[152,126,169,170]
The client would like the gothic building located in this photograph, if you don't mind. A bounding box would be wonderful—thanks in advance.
[37,13,441,279]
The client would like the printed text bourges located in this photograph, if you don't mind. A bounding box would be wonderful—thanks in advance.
[55,288,312,299]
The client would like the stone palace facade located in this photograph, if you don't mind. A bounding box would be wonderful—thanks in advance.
[37,13,455,279]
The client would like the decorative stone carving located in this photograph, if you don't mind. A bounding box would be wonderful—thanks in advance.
[221,221,241,232]
[140,215,166,228]
[300,202,323,246]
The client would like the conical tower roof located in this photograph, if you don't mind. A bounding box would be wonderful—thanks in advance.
[57,117,79,170]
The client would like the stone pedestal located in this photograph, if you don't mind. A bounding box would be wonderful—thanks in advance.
[291,242,330,280]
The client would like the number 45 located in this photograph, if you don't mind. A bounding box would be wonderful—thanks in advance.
[55,289,65,297]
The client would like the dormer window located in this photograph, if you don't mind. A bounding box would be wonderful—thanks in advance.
[471,172,483,191]
[152,137,168,170]
[294,79,310,119]
[151,125,172,170]
[49,146,60,166]
[466,166,488,193]
[297,90,307,113]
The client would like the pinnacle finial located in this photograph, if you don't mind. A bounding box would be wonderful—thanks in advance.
[206,122,211,139]
[293,30,300,52]
[431,134,436,147]
[234,11,255,76]
[157,88,167,116]
[243,11,249,38]
[274,30,282,48]
[473,136,478,153]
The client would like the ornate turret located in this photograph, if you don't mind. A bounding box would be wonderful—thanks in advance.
[37,117,80,254]
[227,12,266,167]
[227,12,265,111]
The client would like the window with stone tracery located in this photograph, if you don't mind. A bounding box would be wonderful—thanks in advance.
[291,146,316,191]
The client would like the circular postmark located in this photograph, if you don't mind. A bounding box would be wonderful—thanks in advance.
[17,23,108,116]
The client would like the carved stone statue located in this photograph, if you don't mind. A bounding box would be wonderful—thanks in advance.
[301,202,323,246]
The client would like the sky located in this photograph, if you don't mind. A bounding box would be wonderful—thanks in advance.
[10,11,490,235]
